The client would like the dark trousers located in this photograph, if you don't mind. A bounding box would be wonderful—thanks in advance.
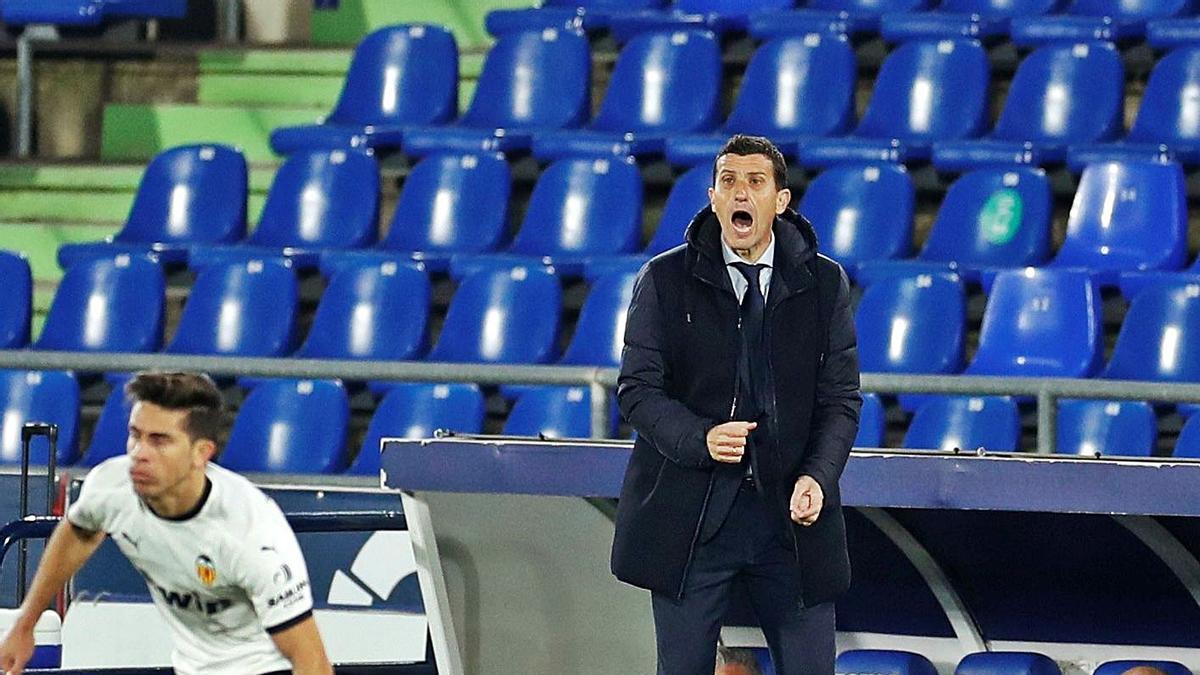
[651,481,836,675]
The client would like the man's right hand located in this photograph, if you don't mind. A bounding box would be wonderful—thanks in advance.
[0,624,35,675]
[707,421,757,463]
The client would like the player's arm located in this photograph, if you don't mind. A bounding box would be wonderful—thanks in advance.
[268,613,333,675]
[0,519,104,674]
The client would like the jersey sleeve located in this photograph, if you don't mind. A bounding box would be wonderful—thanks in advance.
[239,496,315,634]
[65,458,123,533]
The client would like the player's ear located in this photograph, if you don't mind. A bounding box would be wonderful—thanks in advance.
[194,438,217,464]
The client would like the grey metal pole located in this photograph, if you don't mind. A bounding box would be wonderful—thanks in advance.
[16,31,34,158]
[223,0,242,44]
[1036,390,1056,455]
[590,380,610,439]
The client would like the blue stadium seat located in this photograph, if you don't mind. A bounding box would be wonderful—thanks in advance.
[79,382,132,467]
[856,272,967,375]
[165,260,298,357]
[749,0,935,39]
[881,0,1061,40]
[532,30,721,160]
[0,370,79,466]
[102,0,186,19]
[1105,280,1200,383]
[932,42,1123,171]
[503,386,617,438]
[1056,399,1157,457]
[0,251,32,349]
[561,271,638,367]
[606,0,795,41]
[664,33,856,166]
[1068,47,1200,169]
[858,168,1051,284]
[428,267,562,364]
[798,39,990,166]
[58,145,247,268]
[35,255,164,353]
[585,163,711,278]
[1174,412,1200,457]
[347,382,486,476]
[486,0,667,36]
[967,268,1104,379]
[455,156,642,277]
[903,396,1021,452]
[1093,661,1191,675]
[189,149,379,271]
[323,153,511,276]
[295,261,430,361]
[956,652,1063,675]
[270,25,457,154]
[853,393,887,448]
[836,649,939,675]
[2,0,102,26]
[1009,0,1191,44]
[1050,161,1187,281]
[221,379,349,474]
[1147,13,1200,46]
[799,164,914,275]
[402,28,591,157]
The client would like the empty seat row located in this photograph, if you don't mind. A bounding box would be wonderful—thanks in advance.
[265,21,1200,169]
[835,649,1191,674]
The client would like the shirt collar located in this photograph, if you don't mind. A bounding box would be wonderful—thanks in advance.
[721,228,776,269]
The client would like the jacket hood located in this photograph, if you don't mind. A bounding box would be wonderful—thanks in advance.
[683,204,819,266]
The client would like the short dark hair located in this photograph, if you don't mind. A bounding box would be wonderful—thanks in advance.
[713,134,788,192]
[126,371,224,444]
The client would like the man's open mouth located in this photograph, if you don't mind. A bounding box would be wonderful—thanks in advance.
[732,210,753,233]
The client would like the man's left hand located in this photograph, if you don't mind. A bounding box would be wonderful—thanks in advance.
[790,475,824,526]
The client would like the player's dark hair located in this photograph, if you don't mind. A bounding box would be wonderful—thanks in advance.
[713,134,788,192]
[126,371,224,444]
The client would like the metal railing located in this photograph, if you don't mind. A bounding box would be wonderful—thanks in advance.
[2,350,1200,454]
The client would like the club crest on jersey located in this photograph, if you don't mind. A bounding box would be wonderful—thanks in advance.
[196,555,217,587]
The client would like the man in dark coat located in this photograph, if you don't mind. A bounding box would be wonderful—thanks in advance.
[611,135,861,674]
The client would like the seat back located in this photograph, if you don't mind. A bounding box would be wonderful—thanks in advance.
[955,651,1063,675]
[800,164,914,269]
[1106,281,1200,381]
[1065,0,1189,18]
[79,383,133,467]
[646,164,711,256]
[167,260,298,357]
[503,386,615,438]
[429,267,561,364]
[937,0,1062,17]
[903,396,1021,452]
[297,261,430,360]
[676,0,794,12]
[1128,47,1200,146]
[326,24,458,127]
[510,157,643,258]
[919,168,1052,269]
[547,0,665,6]
[348,383,486,476]
[1056,399,1156,457]
[968,269,1103,378]
[118,144,247,246]
[853,393,887,448]
[1054,161,1188,273]
[221,379,349,474]
[383,153,511,256]
[36,255,164,353]
[1174,413,1200,457]
[561,271,638,366]
[1093,661,1191,675]
[724,33,856,139]
[460,28,590,131]
[0,370,79,465]
[990,42,1124,145]
[855,39,990,143]
[856,272,966,374]
[807,0,930,12]
[0,251,31,349]
[836,649,939,675]
[591,30,721,135]
[249,149,379,250]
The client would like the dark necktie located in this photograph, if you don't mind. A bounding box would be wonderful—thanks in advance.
[730,262,767,414]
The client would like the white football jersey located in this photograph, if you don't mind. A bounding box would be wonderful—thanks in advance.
[68,456,314,675]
